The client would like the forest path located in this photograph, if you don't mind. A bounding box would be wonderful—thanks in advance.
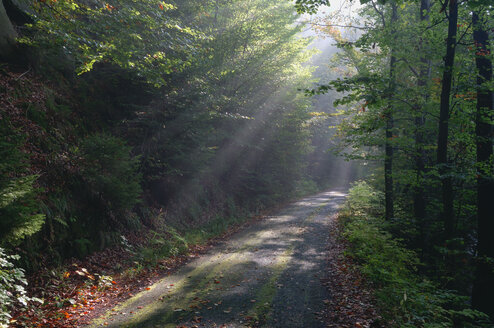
[90,190,347,328]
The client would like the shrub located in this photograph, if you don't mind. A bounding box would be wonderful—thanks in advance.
[78,133,142,214]
[0,120,45,246]
[341,181,489,327]
[344,180,384,218]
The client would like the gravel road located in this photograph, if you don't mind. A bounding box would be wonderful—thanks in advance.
[90,190,347,328]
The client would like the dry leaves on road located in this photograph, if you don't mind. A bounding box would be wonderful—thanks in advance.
[324,214,381,328]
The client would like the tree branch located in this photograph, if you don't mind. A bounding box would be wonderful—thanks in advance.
[370,0,386,27]
[310,22,370,31]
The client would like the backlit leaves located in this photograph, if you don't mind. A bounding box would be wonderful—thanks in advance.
[19,0,199,85]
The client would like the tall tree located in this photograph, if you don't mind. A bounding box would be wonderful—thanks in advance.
[384,2,398,220]
[414,0,431,253]
[436,0,458,240]
[471,9,494,320]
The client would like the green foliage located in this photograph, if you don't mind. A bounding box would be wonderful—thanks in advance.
[0,120,45,246]
[310,0,494,317]
[344,181,384,218]
[0,248,42,327]
[18,0,199,85]
[78,133,141,213]
[0,175,45,246]
[294,179,319,197]
[343,217,419,286]
[341,182,489,327]
[294,0,330,14]
[183,214,244,245]
[135,228,188,266]
[129,0,319,214]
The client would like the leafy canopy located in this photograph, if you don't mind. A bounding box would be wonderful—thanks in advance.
[18,0,200,85]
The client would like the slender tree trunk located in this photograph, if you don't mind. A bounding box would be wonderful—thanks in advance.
[471,10,494,320]
[384,104,394,220]
[214,0,219,25]
[384,3,398,221]
[0,0,17,59]
[436,0,457,240]
[414,0,431,252]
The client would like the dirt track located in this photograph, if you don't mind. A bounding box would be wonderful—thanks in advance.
[90,190,347,328]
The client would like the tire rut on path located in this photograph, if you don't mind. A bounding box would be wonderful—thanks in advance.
[90,190,347,328]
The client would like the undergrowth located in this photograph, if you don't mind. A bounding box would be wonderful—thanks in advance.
[340,181,491,327]
[133,213,246,267]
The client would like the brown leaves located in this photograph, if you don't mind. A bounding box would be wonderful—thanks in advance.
[324,214,380,328]
[74,267,95,280]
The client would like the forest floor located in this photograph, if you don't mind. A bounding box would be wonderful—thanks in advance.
[85,190,376,328]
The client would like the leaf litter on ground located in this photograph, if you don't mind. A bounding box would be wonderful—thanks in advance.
[323,214,380,328]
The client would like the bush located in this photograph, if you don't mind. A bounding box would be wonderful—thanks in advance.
[78,133,142,214]
[294,179,318,197]
[0,120,45,246]
[341,181,489,327]
[344,180,384,218]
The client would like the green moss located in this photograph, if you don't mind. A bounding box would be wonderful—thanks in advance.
[246,247,294,326]
[182,215,244,245]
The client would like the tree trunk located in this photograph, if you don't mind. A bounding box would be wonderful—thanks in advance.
[0,0,17,59]
[414,0,430,253]
[384,102,394,220]
[436,0,457,240]
[384,3,398,221]
[471,10,494,320]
